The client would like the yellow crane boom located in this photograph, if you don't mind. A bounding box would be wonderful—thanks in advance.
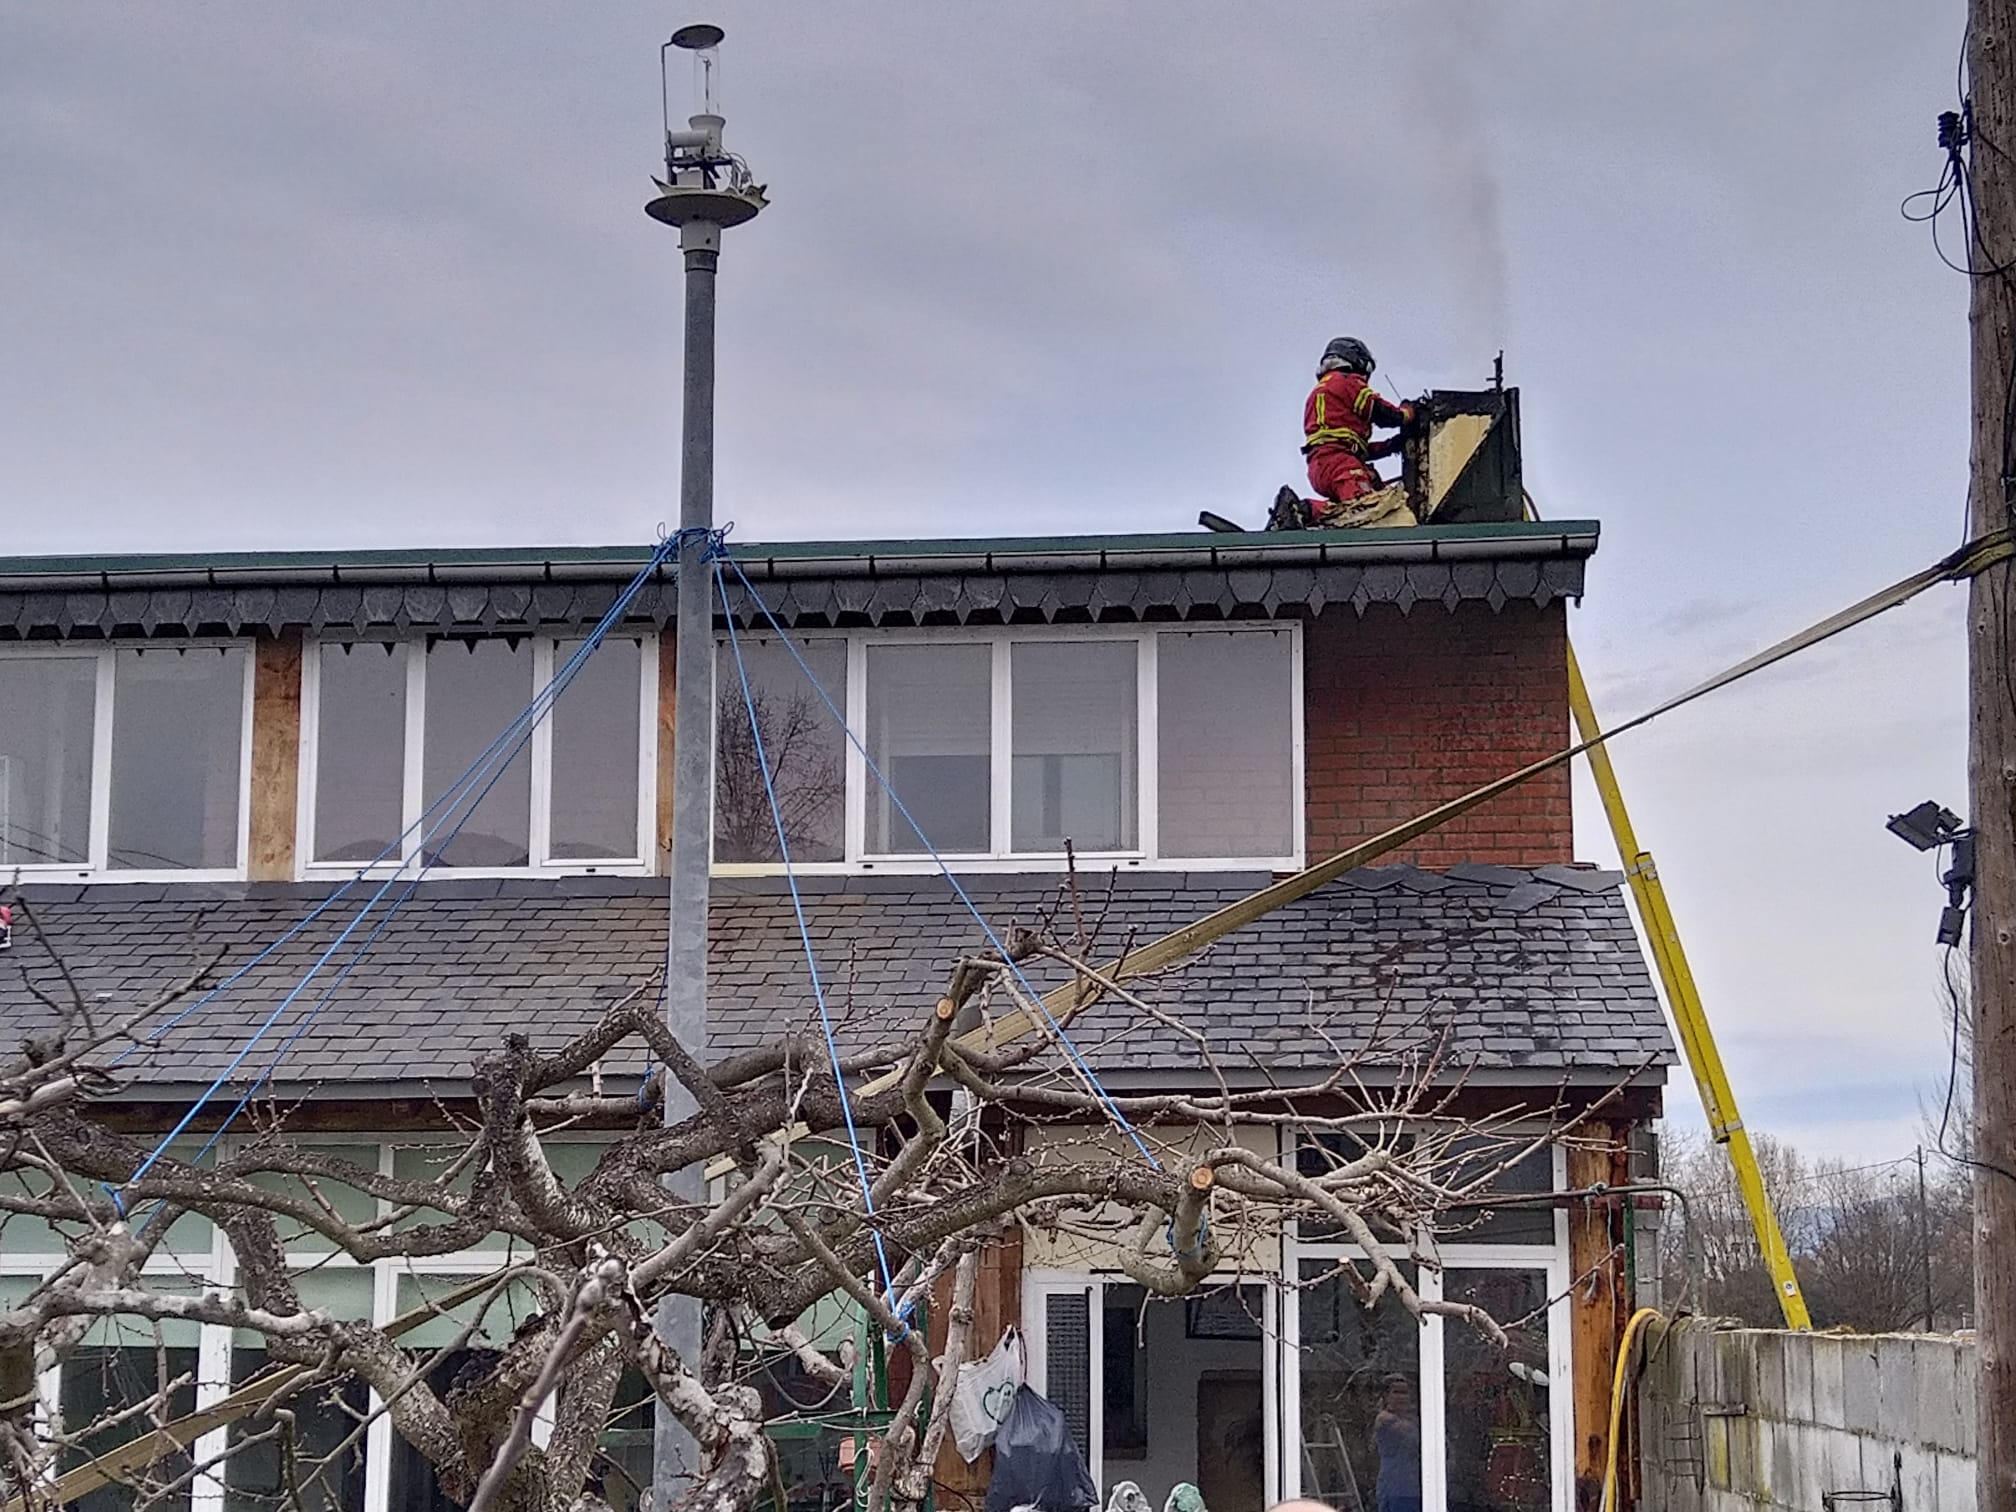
[1566,639,1812,1329]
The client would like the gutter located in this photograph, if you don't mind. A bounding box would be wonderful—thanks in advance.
[100,1058,1669,1107]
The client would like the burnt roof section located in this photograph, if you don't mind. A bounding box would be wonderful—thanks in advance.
[0,524,1594,640]
[0,865,1669,1100]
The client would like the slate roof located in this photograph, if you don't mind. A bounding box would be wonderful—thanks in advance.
[0,866,1670,1100]
[0,524,1594,641]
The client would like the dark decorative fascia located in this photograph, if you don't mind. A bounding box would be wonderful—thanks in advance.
[0,559,1583,642]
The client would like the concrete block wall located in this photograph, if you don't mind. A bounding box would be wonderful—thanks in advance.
[1636,1319,1975,1511]
[1302,600,1572,867]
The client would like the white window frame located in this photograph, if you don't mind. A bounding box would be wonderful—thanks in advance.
[298,633,659,880]
[713,621,1305,876]
[1280,1137,1574,1512]
[0,641,254,883]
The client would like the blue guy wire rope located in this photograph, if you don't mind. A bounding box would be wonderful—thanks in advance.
[114,531,696,1224]
[177,675,576,1187]
[713,558,907,1329]
[118,533,695,1062]
[710,546,1161,1172]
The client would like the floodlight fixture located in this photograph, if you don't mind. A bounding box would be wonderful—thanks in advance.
[1885,800,1965,853]
[1884,800,1977,945]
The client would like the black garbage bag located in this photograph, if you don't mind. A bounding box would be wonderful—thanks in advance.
[983,1385,1100,1512]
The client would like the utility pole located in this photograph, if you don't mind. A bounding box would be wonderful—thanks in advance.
[1965,6,2016,1507]
[644,25,765,1509]
[1917,1144,1935,1333]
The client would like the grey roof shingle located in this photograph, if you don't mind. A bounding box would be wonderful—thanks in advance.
[0,867,1671,1096]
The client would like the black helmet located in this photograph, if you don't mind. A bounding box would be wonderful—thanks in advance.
[1320,336,1375,376]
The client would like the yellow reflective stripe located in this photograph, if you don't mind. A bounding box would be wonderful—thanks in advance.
[1311,388,1328,429]
[1303,428,1366,452]
[1352,383,1377,417]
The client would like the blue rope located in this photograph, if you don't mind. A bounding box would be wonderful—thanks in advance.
[117,532,696,1062]
[710,547,1161,1171]
[169,695,553,1200]
[113,531,697,1222]
[714,559,907,1332]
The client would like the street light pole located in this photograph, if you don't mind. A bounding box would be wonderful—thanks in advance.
[644,26,765,1507]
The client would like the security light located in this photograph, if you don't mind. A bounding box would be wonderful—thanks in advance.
[1885,800,1975,945]
[1885,800,1965,852]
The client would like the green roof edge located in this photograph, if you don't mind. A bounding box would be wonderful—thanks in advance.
[0,521,1598,580]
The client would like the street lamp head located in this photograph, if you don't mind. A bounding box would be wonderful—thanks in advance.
[669,23,724,50]
[649,21,764,236]
[1885,799,1966,852]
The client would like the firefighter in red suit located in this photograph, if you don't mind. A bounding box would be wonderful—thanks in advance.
[1297,336,1416,521]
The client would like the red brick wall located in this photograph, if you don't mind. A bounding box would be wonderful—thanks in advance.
[1303,601,1571,867]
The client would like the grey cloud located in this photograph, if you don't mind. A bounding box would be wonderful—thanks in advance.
[0,0,1982,1166]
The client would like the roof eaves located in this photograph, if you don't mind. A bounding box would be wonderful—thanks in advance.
[0,522,1600,593]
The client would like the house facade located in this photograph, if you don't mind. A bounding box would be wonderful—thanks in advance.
[0,522,1670,1512]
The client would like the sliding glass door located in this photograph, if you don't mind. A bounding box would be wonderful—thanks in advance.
[1025,1272,1283,1511]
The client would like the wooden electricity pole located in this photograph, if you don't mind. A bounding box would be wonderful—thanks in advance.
[1967,7,2016,1509]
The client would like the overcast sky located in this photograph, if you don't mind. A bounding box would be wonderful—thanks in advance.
[0,3,1980,1165]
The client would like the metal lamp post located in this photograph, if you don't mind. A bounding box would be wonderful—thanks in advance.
[645,23,765,1506]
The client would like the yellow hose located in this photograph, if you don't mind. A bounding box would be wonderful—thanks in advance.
[1599,1307,1665,1512]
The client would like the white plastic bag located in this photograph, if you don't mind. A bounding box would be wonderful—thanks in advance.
[950,1325,1024,1462]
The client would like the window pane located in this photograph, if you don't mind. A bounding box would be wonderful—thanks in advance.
[1011,641,1137,853]
[1440,1141,1557,1245]
[549,637,643,860]
[61,1345,201,1512]
[58,1280,204,1512]
[715,637,847,863]
[244,1143,382,1254]
[389,1278,544,1512]
[422,639,531,867]
[1,1169,69,1253]
[0,656,95,865]
[108,646,247,871]
[227,1270,373,1512]
[314,643,407,864]
[1157,630,1294,859]
[1297,1259,1419,1512]
[1102,1282,1147,1458]
[1297,1130,1413,1243]
[866,643,990,854]
[225,1362,367,1512]
[1443,1269,1552,1512]
[598,1369,659,1512]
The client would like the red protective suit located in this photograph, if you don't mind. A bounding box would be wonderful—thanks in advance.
[1302,370,1413,507]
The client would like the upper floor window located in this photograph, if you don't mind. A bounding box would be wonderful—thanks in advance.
[714,624,1301,870]
[0,644,250,876]
[304,635,654,873]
